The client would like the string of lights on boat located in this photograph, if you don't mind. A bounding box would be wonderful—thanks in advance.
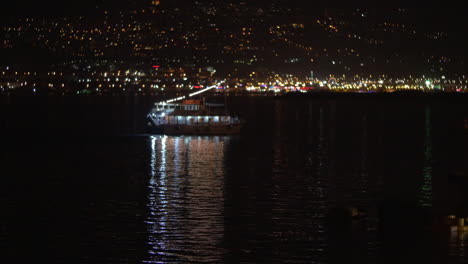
[162,80,226,104]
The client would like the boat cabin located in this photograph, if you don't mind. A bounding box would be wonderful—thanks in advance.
[148,99,240,127]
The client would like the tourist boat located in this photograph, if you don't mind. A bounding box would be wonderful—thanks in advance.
[147,98,244,135]
[147,81,245,135]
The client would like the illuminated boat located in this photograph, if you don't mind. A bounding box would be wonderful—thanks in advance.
[147,99,244,135]
[147,82,244,135]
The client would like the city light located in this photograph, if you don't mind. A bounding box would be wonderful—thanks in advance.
[0,5,466,96]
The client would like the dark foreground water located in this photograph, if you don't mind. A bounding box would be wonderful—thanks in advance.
[1,94,467,263]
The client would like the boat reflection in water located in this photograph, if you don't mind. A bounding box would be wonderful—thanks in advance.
[419,106,433,208]
[144,135,229,263]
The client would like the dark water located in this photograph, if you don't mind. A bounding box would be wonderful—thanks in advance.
[1,94,467,263]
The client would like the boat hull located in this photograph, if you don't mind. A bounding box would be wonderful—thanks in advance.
[148,124,243,135]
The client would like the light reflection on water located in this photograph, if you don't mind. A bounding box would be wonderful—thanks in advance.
[137,102,467,264]
[449,231,468,263]
[419,106,433,208]
[145,136,228,263]
[2,97,467,264]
